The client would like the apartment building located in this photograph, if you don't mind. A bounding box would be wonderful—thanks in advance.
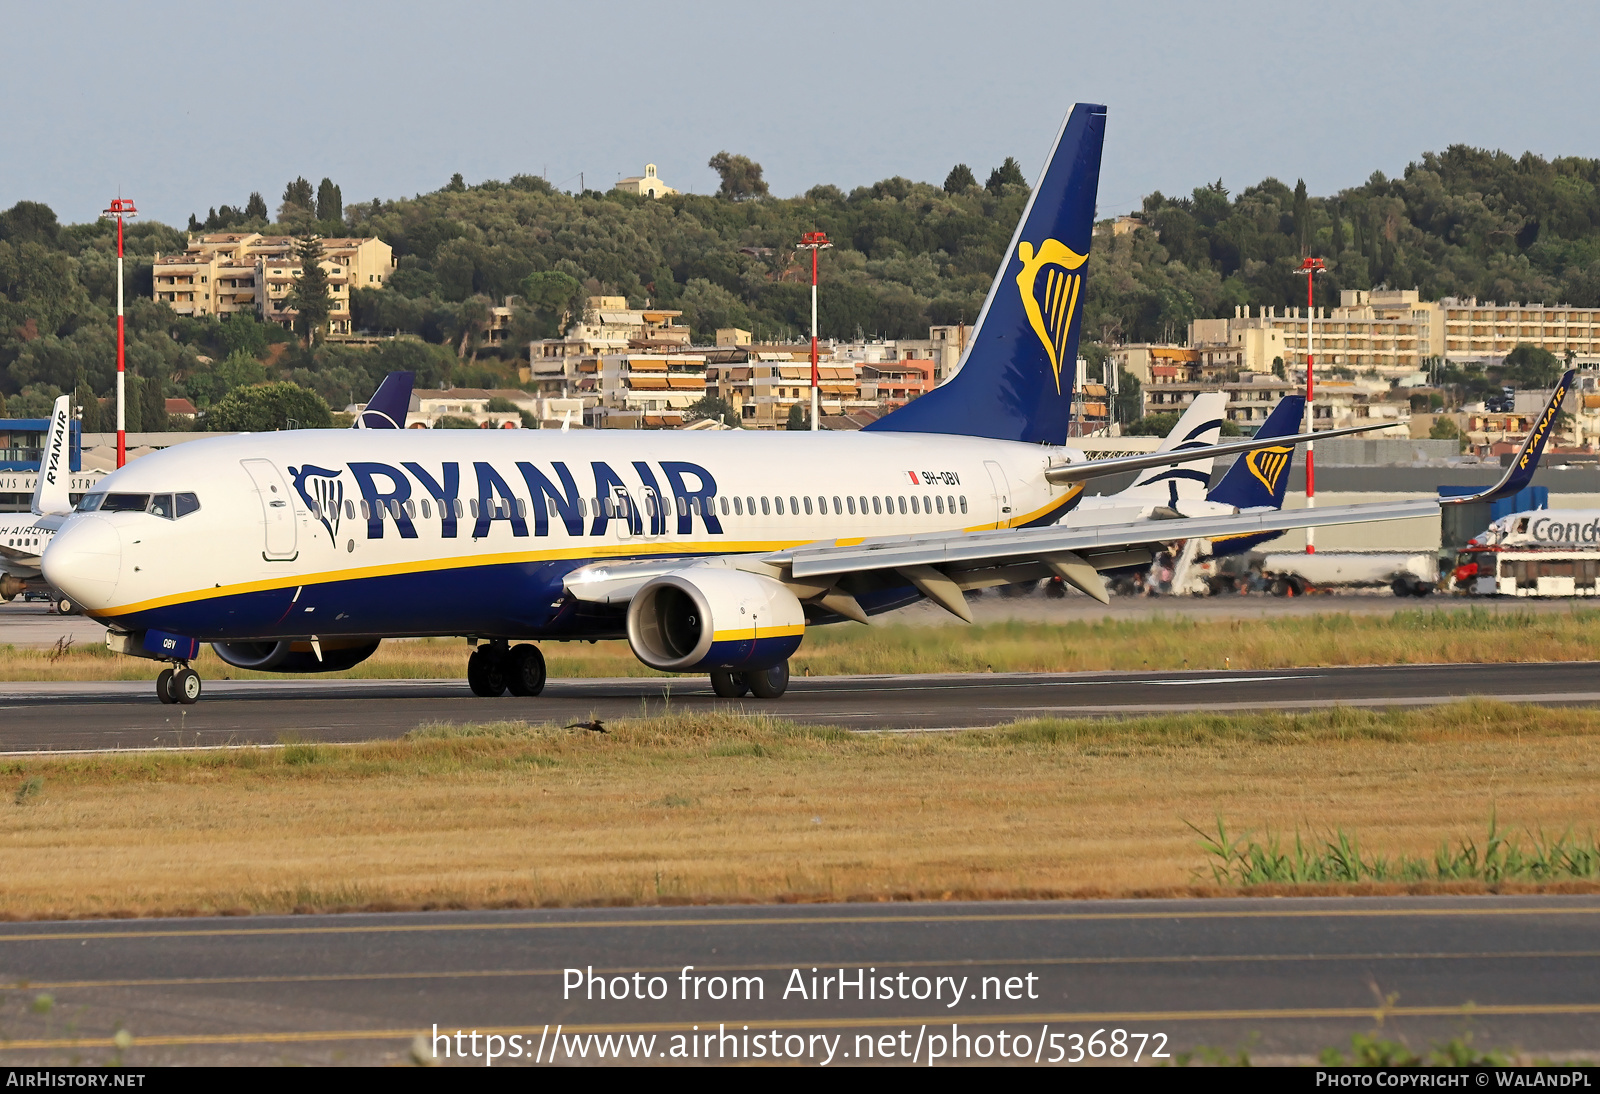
[529,297,691,364]
[152,233,394,335]
[1191,290,1600,376]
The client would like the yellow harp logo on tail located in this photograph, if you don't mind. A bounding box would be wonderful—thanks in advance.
[1015,239,1088,394]
[1246,446,1293,494]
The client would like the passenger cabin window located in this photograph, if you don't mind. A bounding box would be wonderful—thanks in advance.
[803,496,813,515]
[761,496,771,516]
[746,496,755,515]
[101,493,151,513]
[345,500,357,520]
[774,496,784,515]
[833,496,842,514]
[789,495,799,515]
[847,496,856,514]
[959,496,968,514]
[720,496,730,516]
[872,497,882,515]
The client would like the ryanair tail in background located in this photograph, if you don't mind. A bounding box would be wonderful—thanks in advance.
[1206,396,1306,512]
[354,371,415,429]
[29,394,73,516]
[868,104,1107,445]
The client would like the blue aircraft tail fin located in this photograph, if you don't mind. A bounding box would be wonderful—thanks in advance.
[866,103,1106,445]
[1444,368,1575,505]
[354,371,414,429]
[1206,396,1305,510]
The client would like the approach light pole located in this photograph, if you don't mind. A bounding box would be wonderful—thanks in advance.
[798,231,832,430]
[103,198,137,468]
[1294,256,1326,553]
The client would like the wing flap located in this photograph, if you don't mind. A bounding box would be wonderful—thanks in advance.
[778,499,1440,579]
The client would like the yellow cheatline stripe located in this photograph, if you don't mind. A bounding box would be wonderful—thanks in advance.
[18,949,1600,992]
[2,903,1595,945]
[97,491,1088,618]
[710,624,806,643]
[6,1003,1600,1052]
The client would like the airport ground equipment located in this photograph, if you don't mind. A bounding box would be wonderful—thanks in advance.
[1259,551,1438,597]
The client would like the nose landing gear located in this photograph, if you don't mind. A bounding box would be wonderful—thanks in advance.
[155,665,202,705]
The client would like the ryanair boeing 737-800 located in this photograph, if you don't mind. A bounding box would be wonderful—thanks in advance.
[41,104,1563,704]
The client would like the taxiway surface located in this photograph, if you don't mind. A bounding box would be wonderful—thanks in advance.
[0,661,1597,753]
[1,897,1596,1065]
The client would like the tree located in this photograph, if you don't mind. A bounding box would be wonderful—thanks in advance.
[280,177,314,221]
[520,270,585,336]
[1292,178,1310,255]
[446,173,466,193]
[316,178,342,222]
[0,201,60,246]
[283,236,332,345]
[707,152,769,201]
[1429,415,1467,452]
[686,394,737,426]
[244,192,268,220]
[785,402,806,430]
[943,164,977,193]
[205,381,333,431]
[1502,342,1561,389]
[986,157,1026,195]
[139,366,168,431]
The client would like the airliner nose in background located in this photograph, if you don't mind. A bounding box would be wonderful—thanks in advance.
[42,103,1522,706]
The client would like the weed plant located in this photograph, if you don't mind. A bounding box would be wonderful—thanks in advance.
[1194,813,1600,885]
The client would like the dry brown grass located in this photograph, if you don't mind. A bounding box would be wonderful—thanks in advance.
[5,605,1600,682]
[0,701,1595,918]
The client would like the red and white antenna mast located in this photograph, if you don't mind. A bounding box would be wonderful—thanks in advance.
[1294,255,1326,553]
[798,231,832,430]
[102,198,137,468]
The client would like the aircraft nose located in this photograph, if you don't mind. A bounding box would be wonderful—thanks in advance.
[42,516,122,611]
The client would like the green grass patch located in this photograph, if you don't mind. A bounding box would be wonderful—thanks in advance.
[1195,813,1600,885]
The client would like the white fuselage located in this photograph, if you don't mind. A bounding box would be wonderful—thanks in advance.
[44,429,1080,639]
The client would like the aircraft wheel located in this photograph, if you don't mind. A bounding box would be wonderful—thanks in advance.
[505,643,547,696]
[171,667,202,705]
[1270,578,1289,597]
[54,595,77,615]
[467,647,508,697]
[710,670,749,698]
[156,668,177,704]
[1391,577,1415,597]
[748,661,789,699]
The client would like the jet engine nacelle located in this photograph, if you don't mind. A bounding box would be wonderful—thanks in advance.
[211,638,382,674]
[626,568,804,673]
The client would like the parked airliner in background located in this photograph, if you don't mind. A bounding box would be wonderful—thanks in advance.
[0,395,74,609]
[43,104,1562,704]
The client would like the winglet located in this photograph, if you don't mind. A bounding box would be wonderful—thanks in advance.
[1441,369,1575,505]
[353,371,415,429]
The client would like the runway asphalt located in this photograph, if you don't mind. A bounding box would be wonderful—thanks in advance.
[1,896,1596,1065]
[0,661,1598,753]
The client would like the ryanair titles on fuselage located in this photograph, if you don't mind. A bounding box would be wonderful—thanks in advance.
[289,458,725,544]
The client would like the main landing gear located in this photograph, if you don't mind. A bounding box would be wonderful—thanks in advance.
[155,665,202,705]
[467,640,547,697]
[710,660,789,699]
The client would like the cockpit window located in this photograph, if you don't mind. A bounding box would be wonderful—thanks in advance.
[77,493,105,512]
[149,494,175,519]
[101,493,151,513]
[176,492,200,517]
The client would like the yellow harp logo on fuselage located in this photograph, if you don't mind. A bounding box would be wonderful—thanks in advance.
[1246,446,1293,494]
[1015,238,1088,394]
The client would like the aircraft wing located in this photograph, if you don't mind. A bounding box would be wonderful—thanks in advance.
[774,499,1436,578]
[1045,417,1399,485]
[0,542,43,569]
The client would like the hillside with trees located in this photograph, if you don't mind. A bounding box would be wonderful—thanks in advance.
[3,144,1600,426]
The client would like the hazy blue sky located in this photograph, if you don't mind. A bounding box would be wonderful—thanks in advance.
[5,0,1597,228]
